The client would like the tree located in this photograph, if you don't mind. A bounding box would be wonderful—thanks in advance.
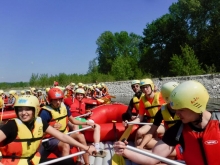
[169,44,204,76]
[96,31,142,75]
[87,58,98,74]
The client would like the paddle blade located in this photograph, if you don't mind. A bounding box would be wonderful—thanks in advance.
[112,154,125,165]
[119,125,134,141]
[97,99,104,103]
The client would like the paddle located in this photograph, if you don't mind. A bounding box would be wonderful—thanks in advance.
[38,151,85,165]
[110,95,116,98]
[111,121,134,165]
[74,111,92,118]
[0,103,5,123]
[42,126,92,143]
[127,122,154,125]
[0,105,4,122]
[126,145,185,165]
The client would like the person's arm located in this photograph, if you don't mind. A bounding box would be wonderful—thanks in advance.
[45,125,95,155]
[122,99,134,121]
[114,140,174,165]
[0,130,7,142]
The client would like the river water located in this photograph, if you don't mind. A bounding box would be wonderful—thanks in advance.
[112,96,220,111]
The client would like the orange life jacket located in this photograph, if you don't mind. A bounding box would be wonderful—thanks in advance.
[70,98,86,117]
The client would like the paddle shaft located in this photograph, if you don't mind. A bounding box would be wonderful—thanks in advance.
[74,112,91,118]
[126,145,185,165]
[112,121,118,141]
[38,151,85,165]
[42,126,92,143]
[127,122,153,125]
[0,104,4,121]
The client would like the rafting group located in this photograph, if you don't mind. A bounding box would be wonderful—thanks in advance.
[0,78,219,165]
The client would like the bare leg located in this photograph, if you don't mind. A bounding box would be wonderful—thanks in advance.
[135,125,151,146]
[57,141,70,156]
[71,133,90,164]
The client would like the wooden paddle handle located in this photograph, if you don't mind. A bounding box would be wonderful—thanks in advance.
[112,120,118,141]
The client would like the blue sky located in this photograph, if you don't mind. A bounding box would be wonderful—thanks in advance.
[0,0,178,83]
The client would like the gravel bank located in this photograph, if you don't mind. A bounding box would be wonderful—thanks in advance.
[105,74,220,99]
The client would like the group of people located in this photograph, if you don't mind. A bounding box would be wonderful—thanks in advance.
[0,84,108,165]
[115,79,220,165]
[0,79,218,165]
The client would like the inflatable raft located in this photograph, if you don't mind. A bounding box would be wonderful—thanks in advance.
[84,103,138,142]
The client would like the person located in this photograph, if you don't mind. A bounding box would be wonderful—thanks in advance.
[36,90,47,107]
[25,90,31,95]
[0,91,4,110]
[70,88,106,157]
[137,82,183,161]
[20,90,25,95]
[38,88,104,164]
[122,80,143,122]
[5,90,18,109]
[0,95,95,165]
[100,83,109,97]
[113,80,220,165]
[64,82,75,98]
[127,79,166,146]
[30,87,37,96]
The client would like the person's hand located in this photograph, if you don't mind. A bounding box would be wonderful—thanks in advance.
[53,122,62,130]
[122,120,128,127]
[85,145,96,155]
[85,111,92,117]
[85,121,96,128]
[113,140,128,155]
[131,115,137,120]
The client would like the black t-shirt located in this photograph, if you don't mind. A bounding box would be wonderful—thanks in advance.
[0,118,49,146]
[153,108,176,126]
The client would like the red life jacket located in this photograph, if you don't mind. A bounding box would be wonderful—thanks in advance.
[70,98,86,117]
[183,120,220,165]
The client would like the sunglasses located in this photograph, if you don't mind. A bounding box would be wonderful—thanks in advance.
[141,85,151,89]
[131,84,140,89]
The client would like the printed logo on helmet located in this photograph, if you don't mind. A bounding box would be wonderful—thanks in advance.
[191,97,199,104]
[18,99,27,104]
[204,140,218,145]
[55,92,62,98]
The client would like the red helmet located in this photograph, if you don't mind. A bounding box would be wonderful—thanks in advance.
[48,88,64,102]
[54,81,59,86]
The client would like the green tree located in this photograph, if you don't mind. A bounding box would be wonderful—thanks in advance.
[87,58,98,74]
[96,31,142,75]
[169,44,204,76]
[111,56,133,81]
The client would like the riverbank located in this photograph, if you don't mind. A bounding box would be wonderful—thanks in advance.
[105,74,220,98]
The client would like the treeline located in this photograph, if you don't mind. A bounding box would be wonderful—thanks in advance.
[1,0,219,89]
